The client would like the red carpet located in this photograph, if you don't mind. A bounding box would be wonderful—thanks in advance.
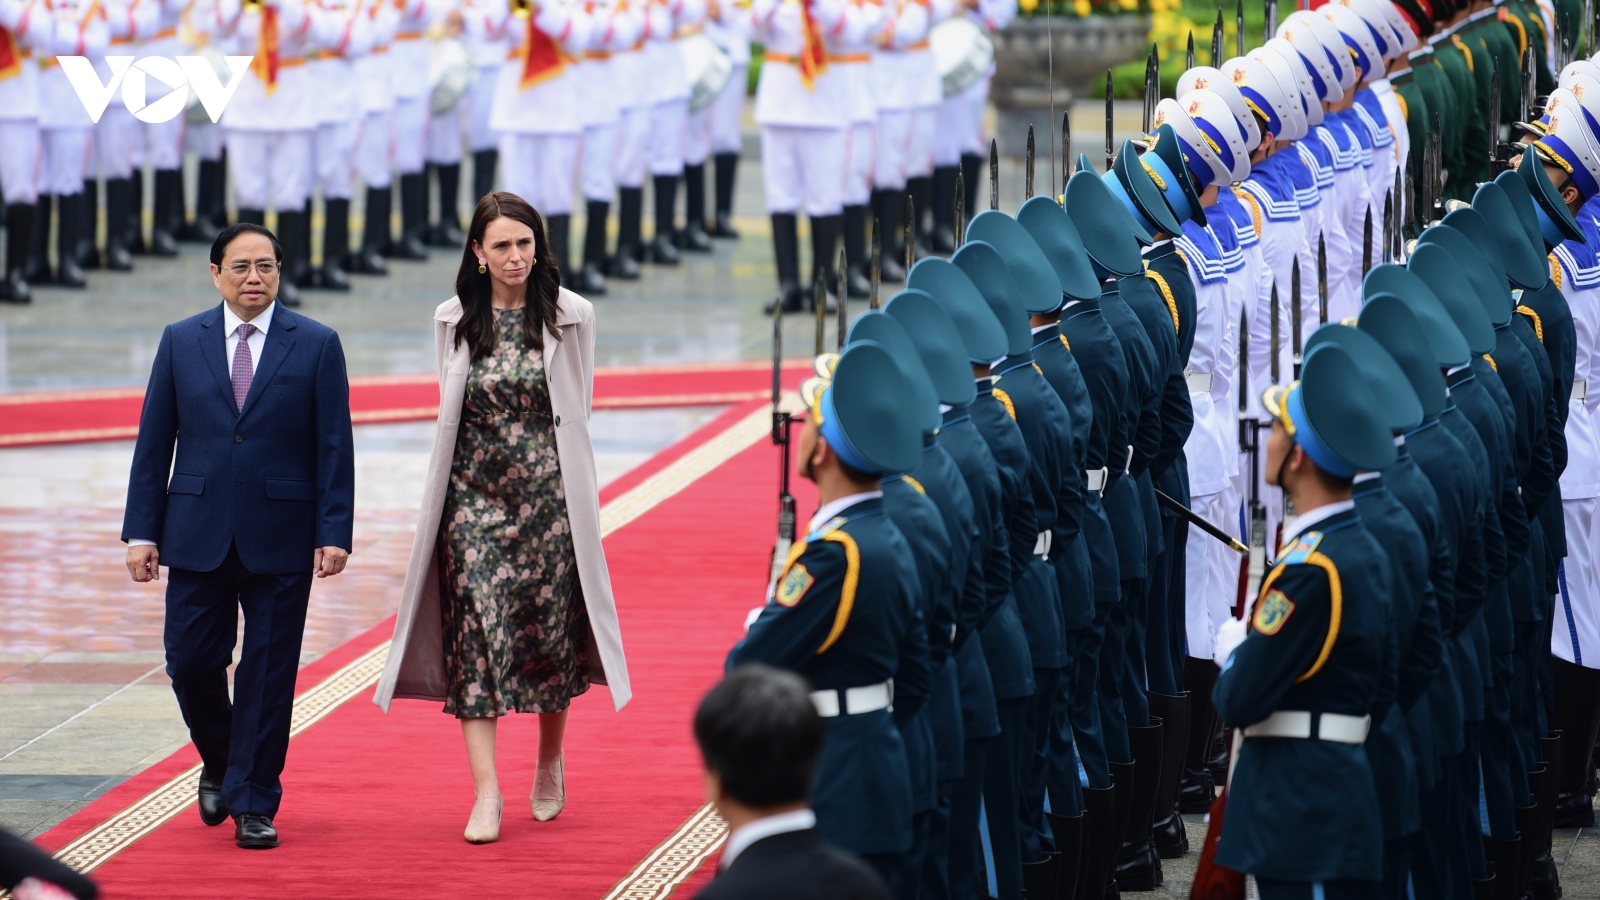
[0,361,813,447]
[32,398,822,899]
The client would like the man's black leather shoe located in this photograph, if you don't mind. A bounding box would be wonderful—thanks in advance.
[198,777,228,826]
[235,813,279,849]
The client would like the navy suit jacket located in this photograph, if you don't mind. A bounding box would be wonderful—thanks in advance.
[121,303,355,575]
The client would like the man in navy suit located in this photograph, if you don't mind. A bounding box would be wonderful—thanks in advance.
[121,223,355,850]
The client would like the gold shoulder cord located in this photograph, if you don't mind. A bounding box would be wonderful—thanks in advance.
[1145,269,1180,334]
[991,387,1018,421]
[1253,553,1344,683]
[815,531,861,655]
[1517,306,1545,343]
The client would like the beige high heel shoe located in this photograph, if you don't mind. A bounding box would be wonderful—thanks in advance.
[464,795,502,844]
[530,755,565,822]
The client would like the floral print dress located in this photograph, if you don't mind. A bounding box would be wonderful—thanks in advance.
[438,307,591,717]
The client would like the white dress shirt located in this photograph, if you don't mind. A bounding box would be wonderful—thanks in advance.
[719,808,817,870]
[129,302,278,548]
[1278,498,1356,551]
[224,301,276,380]
[808,491,883,534]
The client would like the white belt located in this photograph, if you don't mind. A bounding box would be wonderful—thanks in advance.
[1241,710,1371,744]
[1033,530,1052,558]
[1086,467,1109,493]
[1186,371,1214,393]
[810,680,893,718]
[1576,379,1589,403]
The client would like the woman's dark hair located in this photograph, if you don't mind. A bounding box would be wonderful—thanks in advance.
[210,223,282,266]
[694,665,824,808]
[454,191,563,360]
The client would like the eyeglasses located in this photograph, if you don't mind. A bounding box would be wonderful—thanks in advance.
[223,260,279,278]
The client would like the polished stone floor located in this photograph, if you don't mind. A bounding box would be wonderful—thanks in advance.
[3,101,1600,894]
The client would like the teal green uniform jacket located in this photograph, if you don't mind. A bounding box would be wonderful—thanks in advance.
[1213,509,1393,881]
[1053,301,1128,604]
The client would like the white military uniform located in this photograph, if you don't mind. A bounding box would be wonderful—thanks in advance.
[389,0,444,178]
[181,0,226,175]
[38,0,108,199]
[930,0,1010,170]
[1552,246,1600,665]
[424,0,465,171]
[831,0,882,210]
[574,0,641,204]
[750,0,848,217]
[217,0,322,213]
[642,0,703,180]
[459,0,507,158]
[95,0,157,189]
[353,0,397,192]
[0,0,43,207]
[870,0,937,194]
[310,0,372,204]
[703,0,747,159]
[488,0,592,213]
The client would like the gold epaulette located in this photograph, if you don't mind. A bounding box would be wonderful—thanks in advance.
[1232,186,1263,237]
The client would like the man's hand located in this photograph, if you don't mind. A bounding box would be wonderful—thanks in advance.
[315,546,349,578]
[127,545,161,583]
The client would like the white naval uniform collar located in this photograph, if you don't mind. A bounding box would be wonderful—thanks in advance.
[809,491,883,533]
[1280,499,1356,549]
[720,809,817,870]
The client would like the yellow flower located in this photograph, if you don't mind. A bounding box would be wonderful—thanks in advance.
[1073,0,1090,16]
[1019,0,1038,12]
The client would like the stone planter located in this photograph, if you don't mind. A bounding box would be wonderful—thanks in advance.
[990,14,1150,156]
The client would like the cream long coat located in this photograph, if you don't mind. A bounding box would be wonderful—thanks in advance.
[374,289,631,712]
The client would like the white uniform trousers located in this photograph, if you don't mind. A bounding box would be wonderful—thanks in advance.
[186,120,224,162]
[875,108,913,191]
[686,105,712,167]
[649,98,689,176]
[426,106,464,165]
[40,128,90,196]
[1184,488,1239,660]
[1555,498,1600,666]
[761,125,845,217]
[580,122,615,202]
[468,66,500,153]
[0,120,41,205]
[498,132,578,214]
[226,129,314,210]
[142,114,184,171]
[315,121,358,201]
[1331,166,1371,321]
[709,64,746,154]
[357,109,394,189]
[392,95,428,175]
[843,121,874,207]
[905,105,936,179]
[95,107,139,180]
[932,76,986,167]
[613,105,650,189]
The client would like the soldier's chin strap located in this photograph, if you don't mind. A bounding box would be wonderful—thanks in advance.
[1274,437,1296,491]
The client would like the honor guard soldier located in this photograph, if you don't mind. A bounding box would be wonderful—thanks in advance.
[868,0,934,282]
[830,0,885,299]
[727,339,932,894]
[179,0,231,245]
[0,0,44,303]
[881,288,1007,900]
[126,0,187,259]
[639,0,706,264]
[750,0,849,313]
[457,0,510,205]
[926,0,1012,253]
[571,0,644,293]
[422,0,468,252]
[388,0,447,259]
[29,0,110,290]
[306,0,374,291]
[703,0,749,239]
[349,0,397,274]
[1210,340,1399,899]
[90,0,157,273]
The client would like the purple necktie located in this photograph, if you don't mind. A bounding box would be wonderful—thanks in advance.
[232,323,256,411]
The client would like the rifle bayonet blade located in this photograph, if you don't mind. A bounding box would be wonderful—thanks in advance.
[1062,111,1071,198]
[1186,30,1196,71]
[1026,125,1036,200]
[1316,234,1327,326]
[1270,279,1280,384]
[1105,70,1115,172]
[990,138,1000,210]
[1236,0,1245,57]
[1489,60,1502,168]
[1382,190,1393,264]
[869,216,881,309]
[837,243,848,352]
[904,193,915,272]
[814,272,826,357]
[1362,205,1373,278]
[1212,11,1224,67]
[955,166,966,245]
[1291,258,1302,370]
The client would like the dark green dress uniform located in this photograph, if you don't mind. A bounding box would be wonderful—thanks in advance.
[1358,288,1485,898]
[1387,62,1431,187]
[882,288,1010,900]
[1431,28,1482,202]
[1213,343,1397,892]
[1304,324,1444,900]
[726,341,933,885]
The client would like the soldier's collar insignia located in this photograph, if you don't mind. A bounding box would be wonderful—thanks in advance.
[807,516,848,541]
[777,564,814,607]
[1253,589,1296,635]
[1281,531,1325,565]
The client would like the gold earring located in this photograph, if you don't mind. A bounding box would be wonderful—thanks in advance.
[478,261,487,274]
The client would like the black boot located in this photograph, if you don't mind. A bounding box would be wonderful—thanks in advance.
[576,199,609,295]
[807,213,840,313]
[1180,658,1221,813]
[710,152,740,238]
[395,173,429,259]
[186,159,225,241]
[296,200,315,288]
[472,148,498,204]
[431,162,467,247]
[763,212,802,314]
[647,174,680,264]
[1514,796,1539,899]
[1115,720,1165,891]
[1078,784,1117,900]
[907,174,934,258]
[1484,836,1518,900]
[55,193,87,288]
[1148,693,1191,859]
[610,186,644,279]
[546,212,572,287]
[1105,762,1135,895]
[1022,854,1058,900]
[841,204,872,298]
[3,203,35,303]
[126,169,148,255]
[276,207,308,307]
[960,152,983,225]
[103,179,135,271]
[150,169,181,256]
[23,196,53,285]
[875,188,905,283]
[1531,733,1563,900]
[77,181,100,270]
[679,163,713,252]
[1046,811,1083,900]
[351,187,389,275]
[931,165,959,254]
[317,198,352,290]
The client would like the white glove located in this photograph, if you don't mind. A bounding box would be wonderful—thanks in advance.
[743,605,766,631]
[1213,617,1248,669]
